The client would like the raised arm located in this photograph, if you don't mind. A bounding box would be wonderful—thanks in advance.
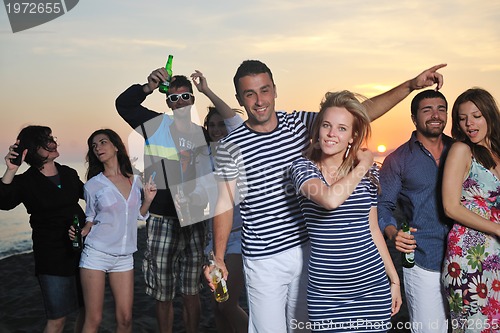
[191,70,236,120]
[2,141,26,185]
[364,64,447,121]
[115,68,167,130]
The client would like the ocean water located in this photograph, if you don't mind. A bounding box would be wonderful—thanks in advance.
[0,160,152,260]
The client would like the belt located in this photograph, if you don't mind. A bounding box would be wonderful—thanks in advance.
[150,213,178,220]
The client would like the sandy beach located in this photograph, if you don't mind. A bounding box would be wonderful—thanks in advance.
[0,226,410,333]
[0,226,228,333]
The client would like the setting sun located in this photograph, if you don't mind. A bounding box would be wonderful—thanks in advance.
[377,145,387,153]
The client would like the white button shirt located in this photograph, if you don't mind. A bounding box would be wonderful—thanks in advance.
[83,173,148,256]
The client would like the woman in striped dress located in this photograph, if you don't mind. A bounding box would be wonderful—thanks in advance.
[289,91,401,332]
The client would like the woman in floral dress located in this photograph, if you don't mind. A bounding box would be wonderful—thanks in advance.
[442,88,500,332]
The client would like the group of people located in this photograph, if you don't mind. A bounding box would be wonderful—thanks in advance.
[379,87,500,333]
[1,58,499,333]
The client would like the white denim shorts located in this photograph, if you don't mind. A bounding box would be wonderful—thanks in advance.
[79,245,133,273]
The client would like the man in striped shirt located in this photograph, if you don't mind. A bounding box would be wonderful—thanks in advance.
[208,60,446,332]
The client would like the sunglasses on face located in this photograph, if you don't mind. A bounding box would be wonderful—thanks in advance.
[166,92,194,103]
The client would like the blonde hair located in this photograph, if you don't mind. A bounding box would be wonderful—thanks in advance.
[306,90,371,180]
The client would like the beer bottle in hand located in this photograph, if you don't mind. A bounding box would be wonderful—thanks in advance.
[401,221,415,268]
[72,214,82,251]
[209,251,229,302]
[159,55,174,94]
[177,187,191,226]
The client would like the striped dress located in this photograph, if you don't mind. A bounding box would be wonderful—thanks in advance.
[290,157,392,332]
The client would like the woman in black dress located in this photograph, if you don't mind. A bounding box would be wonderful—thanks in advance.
[0,125,85,333]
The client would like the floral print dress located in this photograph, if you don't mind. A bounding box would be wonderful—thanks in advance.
[442,158,500,332]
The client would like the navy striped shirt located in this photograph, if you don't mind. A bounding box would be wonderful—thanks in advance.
[214,111,316,258]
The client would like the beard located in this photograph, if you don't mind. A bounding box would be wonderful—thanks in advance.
[418,122,445,138]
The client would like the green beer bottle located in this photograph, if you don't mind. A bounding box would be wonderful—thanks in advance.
[72,214,82,251]
[158,55,174,94]
[401,221,414,268]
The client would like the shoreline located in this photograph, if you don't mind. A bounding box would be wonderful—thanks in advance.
[0,249,32,261]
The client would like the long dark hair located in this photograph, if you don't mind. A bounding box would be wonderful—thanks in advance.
[16,125,57,169]
[451,88,500,169]
[85,129,133,180]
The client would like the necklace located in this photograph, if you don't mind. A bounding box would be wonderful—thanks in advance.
[318,162,339,185]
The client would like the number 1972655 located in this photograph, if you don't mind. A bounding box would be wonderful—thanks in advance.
[449,318,499,330]
[5,2,62,14]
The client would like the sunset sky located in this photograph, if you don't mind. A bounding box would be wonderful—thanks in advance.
[1,0,499,167]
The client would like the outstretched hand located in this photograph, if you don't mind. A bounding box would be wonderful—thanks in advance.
[410,64,447,91]
[191,70,209,94]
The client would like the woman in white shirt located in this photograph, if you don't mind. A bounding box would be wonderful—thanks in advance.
[77,128,156,333]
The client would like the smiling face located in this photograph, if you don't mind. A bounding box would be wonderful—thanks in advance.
[91,133,118,163]
[236,72,277,132]
[167,85,195,119]
[318,106,354,160]
[457,101,488,146]
[412,97,447,138]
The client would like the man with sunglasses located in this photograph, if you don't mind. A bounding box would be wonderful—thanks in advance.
[116,67,237,333]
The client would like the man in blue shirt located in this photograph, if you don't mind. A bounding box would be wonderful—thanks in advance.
[378,89,453,332]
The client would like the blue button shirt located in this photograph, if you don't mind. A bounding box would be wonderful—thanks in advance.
[378,131,454,271]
